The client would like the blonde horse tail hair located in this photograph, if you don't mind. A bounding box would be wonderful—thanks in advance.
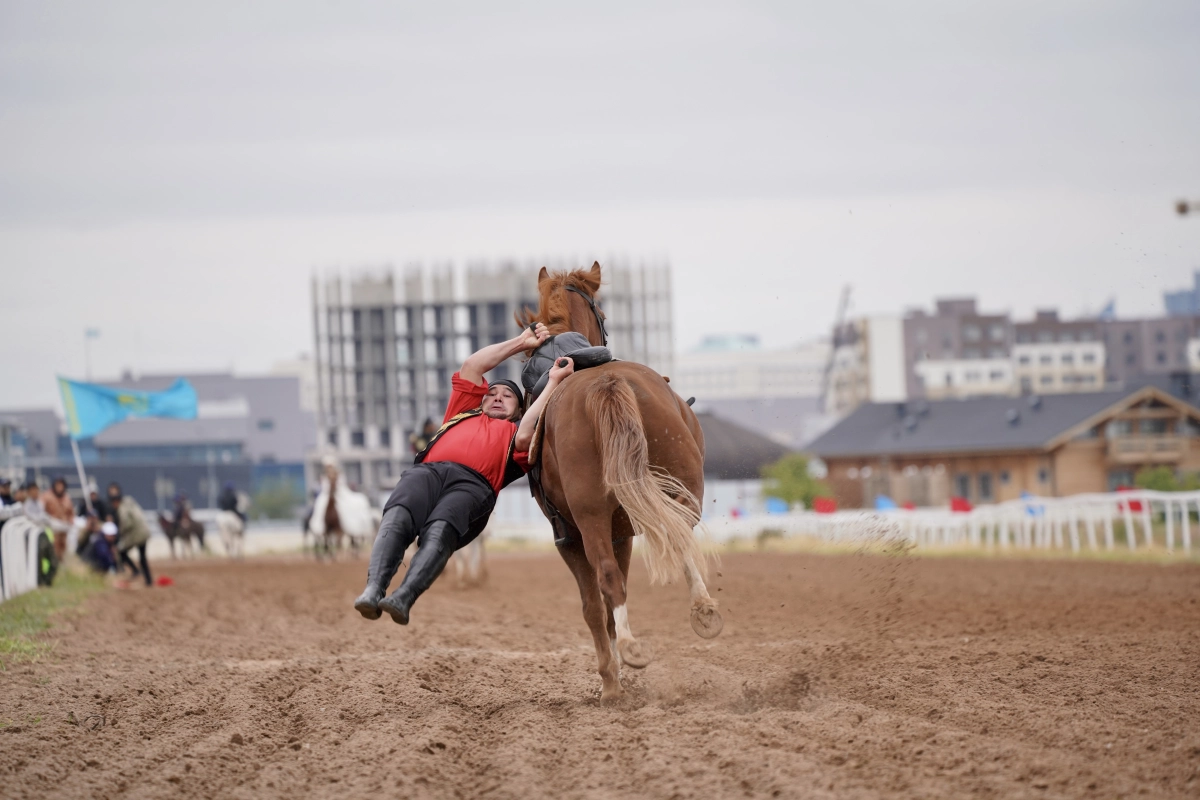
[586,374,703,585]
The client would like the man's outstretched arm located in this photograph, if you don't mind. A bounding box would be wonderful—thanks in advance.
[460,323,549,385]
[514,357,574,452]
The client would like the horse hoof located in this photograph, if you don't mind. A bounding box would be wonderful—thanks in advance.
[618,638,654,669]
[600,685,625,703]
[691,604,724,639]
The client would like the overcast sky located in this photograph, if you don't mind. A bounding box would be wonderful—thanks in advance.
[2,1,1198,409]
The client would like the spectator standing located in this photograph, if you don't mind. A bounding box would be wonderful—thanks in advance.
[42,477,76,560]
[0,477,16,507]
[108,482,153,587]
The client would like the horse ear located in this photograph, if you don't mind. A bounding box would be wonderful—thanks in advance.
[586,261,602,291]
[538,266,549,284]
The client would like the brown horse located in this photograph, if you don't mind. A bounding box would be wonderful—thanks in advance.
[519,262,723,700]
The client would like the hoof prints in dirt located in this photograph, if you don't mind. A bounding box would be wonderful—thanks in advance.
[2,553,1199,799]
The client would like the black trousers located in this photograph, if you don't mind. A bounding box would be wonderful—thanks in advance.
[120,543,152,586]
[383,461,496,549]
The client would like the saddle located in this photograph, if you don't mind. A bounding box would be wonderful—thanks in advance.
[521,332,613,403]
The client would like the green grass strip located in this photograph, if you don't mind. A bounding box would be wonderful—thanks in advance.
[0,570,107,671]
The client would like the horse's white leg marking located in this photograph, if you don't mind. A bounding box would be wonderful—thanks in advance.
[612,604,653,668]
[613,604,633,646]
[683,555,713,606]
[684,554,724,639]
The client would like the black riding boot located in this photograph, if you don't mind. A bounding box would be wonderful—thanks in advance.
[378,520,457,625]
[354,506,416,620]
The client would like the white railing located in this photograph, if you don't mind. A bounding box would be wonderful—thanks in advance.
[703,489,1200,555]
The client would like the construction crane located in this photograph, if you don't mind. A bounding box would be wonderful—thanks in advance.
[819,284,852,413]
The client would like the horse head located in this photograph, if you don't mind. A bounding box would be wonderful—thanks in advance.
[517,262,607,347]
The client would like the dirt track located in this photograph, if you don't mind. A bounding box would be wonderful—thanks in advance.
[2,549,1199,799]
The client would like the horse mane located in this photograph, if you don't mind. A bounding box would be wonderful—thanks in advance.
[514,264,603,336]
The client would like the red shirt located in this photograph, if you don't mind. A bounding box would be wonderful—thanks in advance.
[422,372,530,494]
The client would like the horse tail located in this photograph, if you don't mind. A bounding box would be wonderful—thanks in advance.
[586,374,703,585]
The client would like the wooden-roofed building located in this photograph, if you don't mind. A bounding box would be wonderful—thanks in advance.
[807,385,1200,509]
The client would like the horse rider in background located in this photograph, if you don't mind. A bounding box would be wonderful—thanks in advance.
[218,481,246,524]
[354,321,575,625]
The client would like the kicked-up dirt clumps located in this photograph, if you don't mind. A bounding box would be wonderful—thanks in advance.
[1,550,1198,799]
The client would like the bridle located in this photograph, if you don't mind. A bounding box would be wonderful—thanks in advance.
[564,285,608,347]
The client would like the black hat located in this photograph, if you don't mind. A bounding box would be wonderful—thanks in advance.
[0,477,11,487]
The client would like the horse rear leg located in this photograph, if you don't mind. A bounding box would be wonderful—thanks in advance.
[684,555,723,639]
[558,540,623,701]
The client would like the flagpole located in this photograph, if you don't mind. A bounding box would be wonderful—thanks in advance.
[70,438,94,516]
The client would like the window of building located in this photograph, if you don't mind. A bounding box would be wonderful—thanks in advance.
[1082,375,1096,384]
[915,329,928,345]
[379,428,391,447]
[963,325,981,342]
[1040,375,1053,386]
[999,470,1010,484]
[369,308,384,332]
[978,472,994,502]
[1061,353,1074,365]
[954,474,970,499]
[350,429,364,447]
[1037,468,1049,484]
[1156,351,1167,364]
[352,310,363,335]
[395,340,410,365]
[989,324,1005,341]
[989,370,1006,381]
[1017,332,1032,343]
[1059,331,1076,343]
[394,308,409,334]
[1036,331,1053,343]
[1125,353,1136,365]
[1082,352,1096,364]
[963,348,981,359]
[988,347,1006,359]
[256,419,274,431]
[1106,419,1132,437]
[1123,331,1134,345]
[1140,419,1167,435]
[1155,330,1166,343]
[488,302,507,328]
[1039,354,1053,365]
[1018,354,1031,365]
[1080,330,1095,341]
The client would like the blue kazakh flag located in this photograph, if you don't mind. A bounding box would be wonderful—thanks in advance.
[57,377,198,440]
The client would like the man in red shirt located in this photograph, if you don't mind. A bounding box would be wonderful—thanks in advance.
[354,322,575,625]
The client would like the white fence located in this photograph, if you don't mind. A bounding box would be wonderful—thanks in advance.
[704,489,1199,555]
[0,518,43,602]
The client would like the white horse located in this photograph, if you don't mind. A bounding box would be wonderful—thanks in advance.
[308,464,376,560]
[215,492,249,558]
[449,525,488,589]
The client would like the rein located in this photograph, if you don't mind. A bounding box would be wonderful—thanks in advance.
[564,285,608,347]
